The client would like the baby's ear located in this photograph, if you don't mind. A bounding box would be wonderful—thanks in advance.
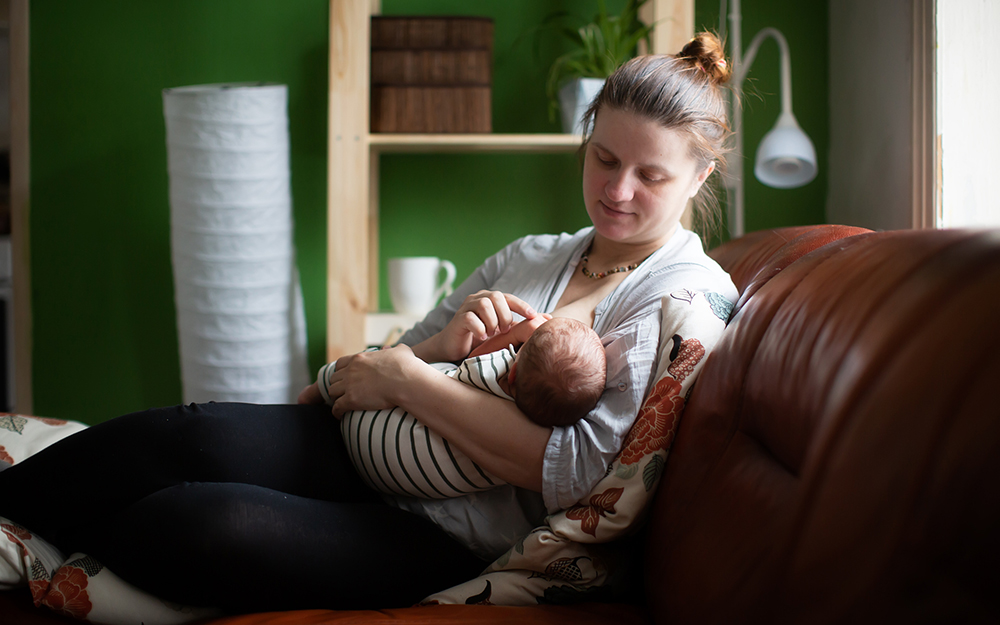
[508,361,517,388]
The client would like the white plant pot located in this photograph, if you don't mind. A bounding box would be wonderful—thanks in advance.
[558,77,606,135]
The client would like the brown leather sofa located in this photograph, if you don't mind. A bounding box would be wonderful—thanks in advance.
[5,225,998,624]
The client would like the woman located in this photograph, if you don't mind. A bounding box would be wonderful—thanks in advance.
[0,33,736,613]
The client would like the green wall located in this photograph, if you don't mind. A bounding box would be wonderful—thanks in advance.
[695,0,829,235]
[376,0,830,305]
[28,0,826,423]
[29,0,330,423]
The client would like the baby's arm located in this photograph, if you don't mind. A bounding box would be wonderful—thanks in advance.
[469,314,551,357]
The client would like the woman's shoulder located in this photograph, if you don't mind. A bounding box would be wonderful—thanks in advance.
[595,228,737,336]
[513,227,593,254]
[490,227,593,273]
[646,228,737,300]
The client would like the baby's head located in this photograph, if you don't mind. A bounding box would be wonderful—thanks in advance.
[511,318,606,427]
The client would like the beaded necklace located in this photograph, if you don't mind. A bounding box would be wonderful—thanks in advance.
[579,245,648,280]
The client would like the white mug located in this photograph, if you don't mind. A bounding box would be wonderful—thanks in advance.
[388,257,457,317]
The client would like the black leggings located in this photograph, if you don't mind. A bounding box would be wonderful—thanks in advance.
[0,403,485,613]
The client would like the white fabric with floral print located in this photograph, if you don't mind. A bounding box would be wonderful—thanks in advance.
[0,415,220,624]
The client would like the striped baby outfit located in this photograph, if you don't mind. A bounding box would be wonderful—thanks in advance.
[316,346,515,499]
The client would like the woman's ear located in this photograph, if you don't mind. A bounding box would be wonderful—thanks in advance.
[689,161,716,198]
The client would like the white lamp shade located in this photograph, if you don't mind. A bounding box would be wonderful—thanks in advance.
[163,83,310,404]
[754,112,817,188]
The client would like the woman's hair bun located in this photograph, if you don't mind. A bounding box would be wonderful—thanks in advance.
[679,32,732,84]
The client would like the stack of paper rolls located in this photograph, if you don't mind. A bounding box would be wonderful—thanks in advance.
[163,83,309,404]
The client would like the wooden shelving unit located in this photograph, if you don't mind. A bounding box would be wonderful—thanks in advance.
[370,133,583,154]
[326,0,693,360]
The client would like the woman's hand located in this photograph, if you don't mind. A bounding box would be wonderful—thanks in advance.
[325,344,426,418]
[413,290,540,363]
[297,382,324,405]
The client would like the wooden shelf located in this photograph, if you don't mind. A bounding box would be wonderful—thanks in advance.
[327,0,693,361]
[369,133,583,154]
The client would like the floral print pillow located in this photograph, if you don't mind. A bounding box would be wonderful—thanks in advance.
[0,414,87,467]
[1,415,221,624]
[0,519,221,624]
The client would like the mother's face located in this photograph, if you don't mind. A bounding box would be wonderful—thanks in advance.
[582,108,713,247]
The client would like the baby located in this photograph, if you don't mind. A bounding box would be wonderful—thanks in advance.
[299,316,606,499]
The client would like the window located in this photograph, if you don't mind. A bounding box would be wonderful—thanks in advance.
[936,0,1000,228]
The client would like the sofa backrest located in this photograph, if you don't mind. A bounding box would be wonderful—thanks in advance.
[644,226,1000,623]
[708,225,870,317]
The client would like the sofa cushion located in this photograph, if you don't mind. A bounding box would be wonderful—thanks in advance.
[646,228,1000,623]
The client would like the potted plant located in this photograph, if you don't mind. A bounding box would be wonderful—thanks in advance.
[544,0,654,135]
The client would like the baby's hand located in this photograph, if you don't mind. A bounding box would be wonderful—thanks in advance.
[297,382,324,405]
[469,313,551,357]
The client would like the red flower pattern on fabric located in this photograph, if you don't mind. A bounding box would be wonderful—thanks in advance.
[40,566,92,620]
[1,522,31,542]
[667,338,705,383]
[30,580,49,605]
[619,376,684,465]
[565,487,624,537]
[1,525,51,605]
[0,445,12,464]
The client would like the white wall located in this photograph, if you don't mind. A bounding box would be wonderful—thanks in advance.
[938,0,1000,228]
[827,0,914,231]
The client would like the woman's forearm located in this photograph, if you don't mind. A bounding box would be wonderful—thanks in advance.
[396,363,550,492]
[410,333,447,364]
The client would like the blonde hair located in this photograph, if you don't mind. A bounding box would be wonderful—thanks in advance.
[581,32,732,240]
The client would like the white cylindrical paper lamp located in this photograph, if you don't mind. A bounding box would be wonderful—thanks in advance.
[163,83,309,404]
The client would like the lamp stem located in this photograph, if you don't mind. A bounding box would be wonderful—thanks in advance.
[740,27,794,116]
[726,0,796,239]
[727,0,746,238]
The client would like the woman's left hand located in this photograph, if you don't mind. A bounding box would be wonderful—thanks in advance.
[325,344,424,418]
[413,290,540,363]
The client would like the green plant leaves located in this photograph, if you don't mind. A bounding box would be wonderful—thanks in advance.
[541,0,654,122]
[643,454,665,492]
[615,462,640,480]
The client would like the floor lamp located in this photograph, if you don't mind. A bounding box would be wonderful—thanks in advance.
[725,0,817,238]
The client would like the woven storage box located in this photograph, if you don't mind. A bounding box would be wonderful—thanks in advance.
[371,16,493,133]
